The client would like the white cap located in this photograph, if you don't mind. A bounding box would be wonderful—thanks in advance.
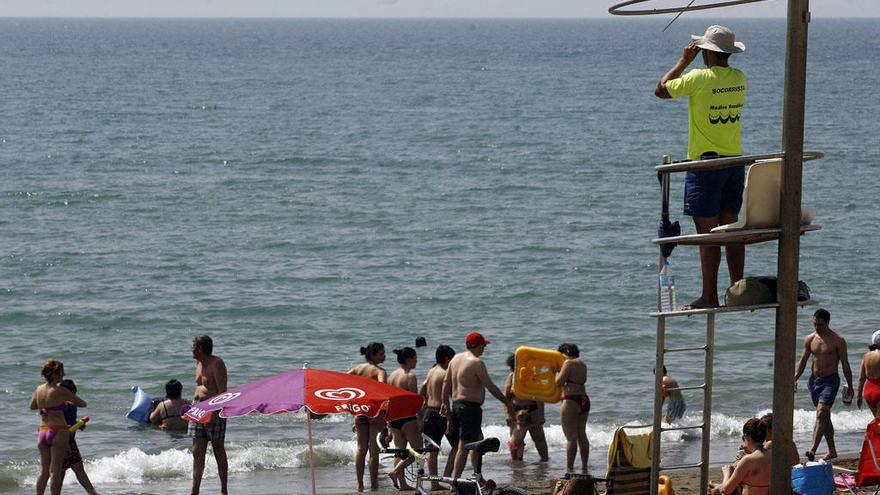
[872,330,880,347]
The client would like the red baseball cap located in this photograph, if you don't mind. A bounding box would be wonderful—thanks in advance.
[466,332,491,347]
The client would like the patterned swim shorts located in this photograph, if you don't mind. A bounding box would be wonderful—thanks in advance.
[190,418,226,441]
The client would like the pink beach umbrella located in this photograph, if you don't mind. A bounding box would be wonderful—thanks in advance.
[183,365,423,494]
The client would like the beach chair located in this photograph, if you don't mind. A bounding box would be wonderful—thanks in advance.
[833,417,880,494]
[601,427,653,495]
[711,158,782,232]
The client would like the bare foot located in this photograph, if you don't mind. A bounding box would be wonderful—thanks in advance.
[387,473,399,490]
[682,297,718,310]
[823,452,838,461]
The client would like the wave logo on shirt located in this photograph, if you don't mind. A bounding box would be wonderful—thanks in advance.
[709,113,741,125]
[314,387,367,401]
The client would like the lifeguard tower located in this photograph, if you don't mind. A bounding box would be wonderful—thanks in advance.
[608,0,821,493]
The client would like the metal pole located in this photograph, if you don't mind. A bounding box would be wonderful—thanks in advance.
[651,316,666,495]
[771,0,810,493]
[308,411,317,495]
[701,314,715,495]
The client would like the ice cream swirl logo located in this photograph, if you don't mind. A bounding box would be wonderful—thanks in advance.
[208,392,241,405]
[314,387,366,401]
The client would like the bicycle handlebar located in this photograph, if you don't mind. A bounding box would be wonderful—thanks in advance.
[380,446,440,458]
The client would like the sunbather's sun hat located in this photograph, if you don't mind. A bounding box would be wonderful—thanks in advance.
[691,25,746,54]
[872,329,880,347]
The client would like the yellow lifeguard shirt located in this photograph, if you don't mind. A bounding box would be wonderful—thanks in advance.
[666,66,746,160]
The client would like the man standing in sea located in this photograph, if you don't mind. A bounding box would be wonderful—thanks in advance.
[191,335,229,495]
[441,332,513,478]
[654,25,747,309]
[794,309,853,461]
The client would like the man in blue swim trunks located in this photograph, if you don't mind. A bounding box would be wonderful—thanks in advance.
[655,25,747,309]
[794,309,853,461]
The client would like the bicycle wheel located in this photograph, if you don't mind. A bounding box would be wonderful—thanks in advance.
[493,486,529,495]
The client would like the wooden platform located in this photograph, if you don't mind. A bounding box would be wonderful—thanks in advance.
[651,225,821,246]
[653,151,825,174]
[650,299,817,318]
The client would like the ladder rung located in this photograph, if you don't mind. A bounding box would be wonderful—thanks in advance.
[665,384,705,392]
[664,345,707,353]
[659,462,703,471]
[660,424,703,432]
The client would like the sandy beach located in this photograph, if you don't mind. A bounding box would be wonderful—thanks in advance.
[330,453,859,495]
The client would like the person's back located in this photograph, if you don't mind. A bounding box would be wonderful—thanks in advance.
[423,365,446,408]
[387,367,416,392]
[710,418,770,495]
[655,24,748,310]
[151,379,189,431]
[667,65,746,160]
[447,351,487,403]
[738,448,771,495]
[349,362,386,383]
[859,331,880,417]
[865,350,880,379]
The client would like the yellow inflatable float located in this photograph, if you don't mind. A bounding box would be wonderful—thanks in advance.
[511,346,565,403]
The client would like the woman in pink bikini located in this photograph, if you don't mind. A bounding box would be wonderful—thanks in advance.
[555,343,589,474]
[857,330,880,417]
[29,359,87,495]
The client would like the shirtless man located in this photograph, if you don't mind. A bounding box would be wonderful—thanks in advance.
[348,342,387,492]
[794,309,853,461]
[420,345,458,488]
[191,335,229,495]
[440,332,513,479]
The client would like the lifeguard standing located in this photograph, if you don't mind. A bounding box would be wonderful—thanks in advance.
[654,25,747,310]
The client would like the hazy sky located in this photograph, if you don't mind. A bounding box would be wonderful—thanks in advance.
[2,0,877,19]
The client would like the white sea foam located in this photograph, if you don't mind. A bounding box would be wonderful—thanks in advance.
[5,408,876,489]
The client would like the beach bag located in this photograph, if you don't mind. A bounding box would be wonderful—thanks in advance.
[725,277,773,306]
[746,276,811,302]
[551,473,598,495]
[791,461,834,495]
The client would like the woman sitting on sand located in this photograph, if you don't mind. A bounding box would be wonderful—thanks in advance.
[760,412,800,466]
[504,353,549,462]
[858,330,880,418]
[29,359,87,495]
[708,417,771,495]
[555,343,589,474]
[149,379,190,431]
[347,342,387,492]
[386,347,424,490]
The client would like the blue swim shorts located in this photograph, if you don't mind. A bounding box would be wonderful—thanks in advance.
[808,373,840,407]
[665,397,686,422]
[683,165,745,218]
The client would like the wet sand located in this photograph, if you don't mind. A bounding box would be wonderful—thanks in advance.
[330,453,858,494]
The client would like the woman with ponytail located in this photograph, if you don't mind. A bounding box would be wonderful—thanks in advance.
[347,343,387,491]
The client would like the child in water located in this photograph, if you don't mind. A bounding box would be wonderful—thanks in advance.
[661,367,686,423]
[59,379,99,495]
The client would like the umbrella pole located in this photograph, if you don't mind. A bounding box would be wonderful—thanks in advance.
[307,411,317,495]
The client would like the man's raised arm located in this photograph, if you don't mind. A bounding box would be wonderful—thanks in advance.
[655,42,700,99]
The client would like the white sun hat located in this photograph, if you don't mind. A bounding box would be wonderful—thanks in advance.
[691,25,746,54]
[872,329,880,347]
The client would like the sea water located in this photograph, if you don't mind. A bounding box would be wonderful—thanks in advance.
[1,17,879,494]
